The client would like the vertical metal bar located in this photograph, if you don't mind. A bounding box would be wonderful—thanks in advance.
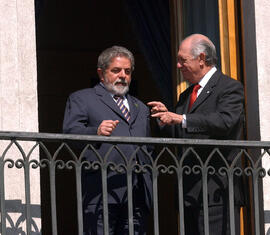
[0,158,7,235]
[49,163,58,235]
[228,169,236,235]
[253,170,261,235]
[75,164,83,235]
[127,168,134,235]
[24,162,32,235]
[202,166,209,235]
[177,168,185,235]
[101,164,109,235]
[152,169,159,235]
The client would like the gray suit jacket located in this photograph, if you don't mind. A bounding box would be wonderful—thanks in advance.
[63,84,153,209]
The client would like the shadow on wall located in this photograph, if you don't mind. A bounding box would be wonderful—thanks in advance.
[0,200,41,234]
[265,210,270,235]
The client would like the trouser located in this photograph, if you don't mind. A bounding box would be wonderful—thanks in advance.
[183,205,240,235]
[83,202,148,235]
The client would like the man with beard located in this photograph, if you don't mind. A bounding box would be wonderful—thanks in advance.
[63,46,153,235]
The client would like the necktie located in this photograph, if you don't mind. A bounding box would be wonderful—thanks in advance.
[114,95,131,121]
[188,84,201,111]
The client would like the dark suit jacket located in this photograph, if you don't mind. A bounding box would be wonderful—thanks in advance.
[63,84,153,210]
[171,69,245,207]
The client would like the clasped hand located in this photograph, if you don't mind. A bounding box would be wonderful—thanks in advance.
[147,101,183,125]
[97,120,119,136]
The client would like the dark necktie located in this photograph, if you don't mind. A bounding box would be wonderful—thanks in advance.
[188,84,201,111]
[114,95,131,122]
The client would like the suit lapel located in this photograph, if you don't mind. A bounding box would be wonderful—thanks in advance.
[183,87,193,113]
[127,94,139,124]
[95,84,136,124]
[189,70,220,113]
[95,84,126,120]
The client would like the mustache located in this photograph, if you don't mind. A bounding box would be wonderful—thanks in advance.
[113,79,128,86]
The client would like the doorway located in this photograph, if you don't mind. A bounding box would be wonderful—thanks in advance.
[36,0,163,134]
[35,0,177,234]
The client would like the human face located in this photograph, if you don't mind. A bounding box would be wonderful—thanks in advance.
[177,42,202,84]
[98,56,132,96]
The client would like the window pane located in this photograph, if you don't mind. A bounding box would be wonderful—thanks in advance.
[183,0,221,67]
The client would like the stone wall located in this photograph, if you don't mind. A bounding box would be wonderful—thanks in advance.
[0,0,40,233]
[254,0,270,233]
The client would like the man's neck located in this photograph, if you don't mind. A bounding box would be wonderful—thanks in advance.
[200,65,214,79]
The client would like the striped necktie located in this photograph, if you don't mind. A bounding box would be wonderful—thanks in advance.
[114,95,131,122]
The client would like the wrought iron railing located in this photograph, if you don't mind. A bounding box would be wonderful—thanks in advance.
[0,131,269,235]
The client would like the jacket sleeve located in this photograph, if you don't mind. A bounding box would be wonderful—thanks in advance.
[63,94,98,135]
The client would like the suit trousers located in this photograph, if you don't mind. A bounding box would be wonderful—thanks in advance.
[83,174,149,235]
[83,203,148,235]
[184,205,240,235]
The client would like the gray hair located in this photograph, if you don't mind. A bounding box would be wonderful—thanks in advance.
[97,46,135,71]
[190,38,217,66]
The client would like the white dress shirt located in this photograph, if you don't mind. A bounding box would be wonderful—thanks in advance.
[182,67,217,128]
[111,93,130,111]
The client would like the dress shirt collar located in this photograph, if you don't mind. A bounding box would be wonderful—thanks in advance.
[198,66,217,89]
[196,67,217,96]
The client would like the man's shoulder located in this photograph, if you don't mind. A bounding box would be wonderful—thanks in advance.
[69,88,96,98]
[218,71,243,87]
[211,69,243,88]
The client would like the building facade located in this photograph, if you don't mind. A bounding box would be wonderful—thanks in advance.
[0,0,269,234]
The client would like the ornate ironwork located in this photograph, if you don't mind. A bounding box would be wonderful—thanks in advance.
[0,131,269,234]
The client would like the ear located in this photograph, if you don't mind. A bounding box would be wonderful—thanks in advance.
[199,53,206,65]
[97,68,104,82]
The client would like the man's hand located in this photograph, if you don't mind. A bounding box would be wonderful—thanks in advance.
[147,101,182,125]
[151,111,183,125]
[147,101,168,114]
[97,120,119,136]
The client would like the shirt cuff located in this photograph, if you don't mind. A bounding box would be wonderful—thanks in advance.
[182,114,187,128]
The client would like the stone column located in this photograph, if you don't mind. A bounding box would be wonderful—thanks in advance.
[0,0,40,233]
[254,1,270,234]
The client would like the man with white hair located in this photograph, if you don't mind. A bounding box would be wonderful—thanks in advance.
[148,34,245,235]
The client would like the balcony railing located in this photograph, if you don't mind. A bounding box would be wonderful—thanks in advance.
[0,131,269,235]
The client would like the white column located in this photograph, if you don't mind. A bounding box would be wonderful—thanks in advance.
[0,0,40,233]
[254,1,270,234]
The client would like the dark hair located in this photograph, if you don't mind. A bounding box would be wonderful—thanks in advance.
[97,46,135,71]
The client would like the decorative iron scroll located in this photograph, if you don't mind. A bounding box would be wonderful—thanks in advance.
[0,131,270,235]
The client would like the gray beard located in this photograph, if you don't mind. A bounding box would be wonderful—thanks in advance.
[103,79,129,96]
